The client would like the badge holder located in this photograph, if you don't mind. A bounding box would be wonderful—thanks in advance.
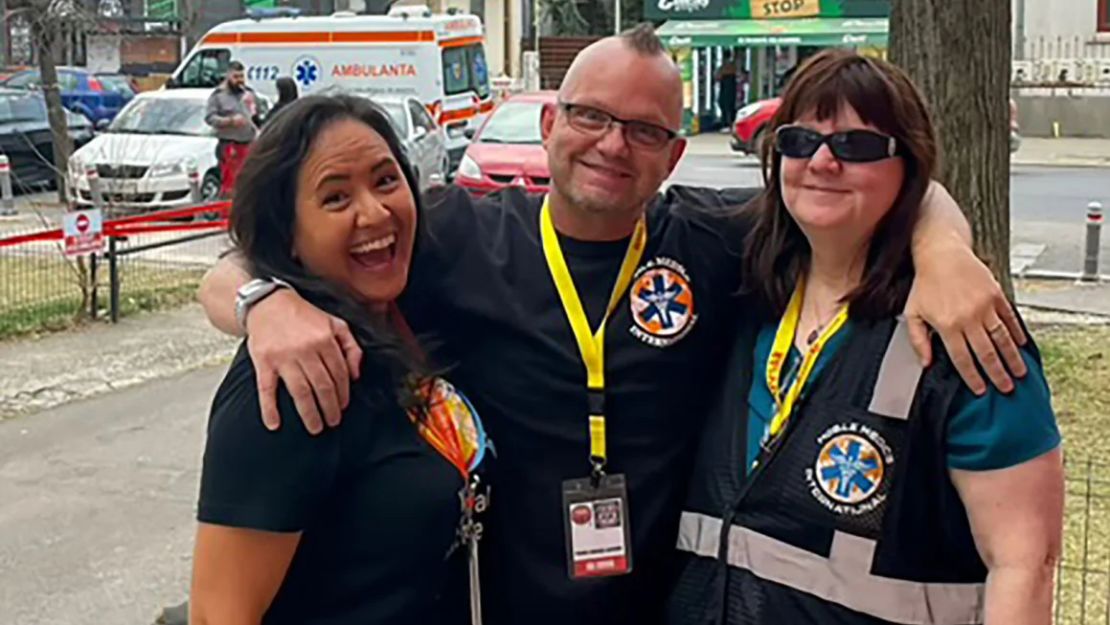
[562,456,633,580]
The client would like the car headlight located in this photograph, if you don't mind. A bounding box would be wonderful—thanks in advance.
[148,161,184,178]
[456,154,482,179]
[68,156,86,179]
[735,102,763,123]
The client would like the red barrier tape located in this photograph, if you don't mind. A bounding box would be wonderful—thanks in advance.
[0,201,232,248]
[108,220,229,237]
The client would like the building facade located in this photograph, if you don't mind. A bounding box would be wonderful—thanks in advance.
[1014,0,1110,60]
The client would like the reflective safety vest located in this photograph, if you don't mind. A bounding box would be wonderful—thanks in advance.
[668,317,1010,625]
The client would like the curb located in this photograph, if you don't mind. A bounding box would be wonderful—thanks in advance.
[1012,159,1110,169]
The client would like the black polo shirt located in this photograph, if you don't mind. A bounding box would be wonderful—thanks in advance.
[402,185,758,625]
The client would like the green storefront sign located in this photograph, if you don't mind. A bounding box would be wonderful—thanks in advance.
[657,16,887,48]
[145,0,176,19]
[645,0,888,21]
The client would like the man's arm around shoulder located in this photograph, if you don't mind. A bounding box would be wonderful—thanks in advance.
[197,254,362,434]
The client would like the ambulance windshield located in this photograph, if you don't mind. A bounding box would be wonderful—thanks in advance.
[442,43,491,100]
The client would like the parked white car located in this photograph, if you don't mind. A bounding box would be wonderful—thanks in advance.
[69,88,222,211]
[319,87,449,191]
[375,94,450,190]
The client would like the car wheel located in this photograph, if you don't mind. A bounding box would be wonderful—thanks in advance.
[201,171,220,200]
[199,171,222,221]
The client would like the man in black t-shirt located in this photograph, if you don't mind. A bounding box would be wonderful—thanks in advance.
[196,25,1026,625]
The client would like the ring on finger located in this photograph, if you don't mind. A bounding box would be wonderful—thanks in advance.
[987,323,1006,336]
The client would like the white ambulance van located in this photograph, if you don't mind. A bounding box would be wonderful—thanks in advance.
[167,5,492,170]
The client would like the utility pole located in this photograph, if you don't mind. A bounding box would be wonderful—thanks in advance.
[614,0,620,34]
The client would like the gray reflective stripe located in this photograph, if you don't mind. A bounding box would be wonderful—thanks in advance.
[676,509,723,559]
[677,512,984,625]
[868,317,924,420]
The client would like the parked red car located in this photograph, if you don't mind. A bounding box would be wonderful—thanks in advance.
[454,91,555,196]
[730,97,780,156]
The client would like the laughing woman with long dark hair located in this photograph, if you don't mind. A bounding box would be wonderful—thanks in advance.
[189,94,488,625]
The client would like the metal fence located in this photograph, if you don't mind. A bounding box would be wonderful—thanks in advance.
[1058,455,1110,624]
[1022,36,1110,62]
[0,203,230,339]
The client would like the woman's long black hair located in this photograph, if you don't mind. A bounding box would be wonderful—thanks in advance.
[230,94,428,413]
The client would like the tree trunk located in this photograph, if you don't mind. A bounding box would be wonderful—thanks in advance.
[33,18,73,205]
[889,0,1014,299]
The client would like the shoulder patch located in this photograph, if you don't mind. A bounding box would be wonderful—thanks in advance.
[628,256,698,348]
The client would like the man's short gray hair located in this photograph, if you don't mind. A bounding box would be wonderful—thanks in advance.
[620,23,666,56]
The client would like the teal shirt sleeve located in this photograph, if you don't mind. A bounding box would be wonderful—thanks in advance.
[945,348,1061,471]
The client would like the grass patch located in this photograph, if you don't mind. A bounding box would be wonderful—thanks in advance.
[0,253,204,341]
[1037,325,1110,624]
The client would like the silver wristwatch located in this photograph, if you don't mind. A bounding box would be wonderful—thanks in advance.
[235,277,292,333]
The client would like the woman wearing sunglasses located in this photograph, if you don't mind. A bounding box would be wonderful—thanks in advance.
[668,50,1063,624]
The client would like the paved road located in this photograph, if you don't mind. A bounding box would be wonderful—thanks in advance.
[0,366,220,625]
[669,154,1109,275]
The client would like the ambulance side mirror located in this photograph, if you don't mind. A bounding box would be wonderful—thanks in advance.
[464,127,476,140]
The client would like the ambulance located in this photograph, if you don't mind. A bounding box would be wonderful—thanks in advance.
[166,5,493,170]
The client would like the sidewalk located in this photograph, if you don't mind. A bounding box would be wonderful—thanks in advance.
[1017,279,1110,319]
[0,304,238,420]
[683,132,1110,168]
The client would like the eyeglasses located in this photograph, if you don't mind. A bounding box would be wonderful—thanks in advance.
[558,101,679,150]
[774,125,899,163]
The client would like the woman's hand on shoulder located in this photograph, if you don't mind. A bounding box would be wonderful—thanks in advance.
[246,289,363,434]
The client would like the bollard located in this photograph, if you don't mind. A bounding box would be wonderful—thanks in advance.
[0,155,14,216]
[89,252,98,320]
[109,236,120,324]
[1080,201,1103,283]
[186,158,201,203]
[86,164,104,212]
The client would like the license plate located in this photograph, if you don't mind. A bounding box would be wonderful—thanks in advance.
[107,181,138,195]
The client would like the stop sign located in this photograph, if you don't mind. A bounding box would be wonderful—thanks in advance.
[75,213,90,233]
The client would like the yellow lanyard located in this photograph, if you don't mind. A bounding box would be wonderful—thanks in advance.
[766,276,849,438]
[539,196,648,474]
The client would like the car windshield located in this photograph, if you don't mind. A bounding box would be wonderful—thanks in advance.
[0,92,46,122]
[97,75,135,97]
[378,101,407,136]
[479,101,543,145]
[109,97,211,136]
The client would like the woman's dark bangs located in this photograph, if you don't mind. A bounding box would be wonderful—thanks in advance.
[784,57,900,137]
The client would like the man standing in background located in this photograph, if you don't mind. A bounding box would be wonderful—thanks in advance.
[714,51,737,132]
[205,61,259,198]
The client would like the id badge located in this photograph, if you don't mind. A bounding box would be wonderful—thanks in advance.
[562,473,633,579]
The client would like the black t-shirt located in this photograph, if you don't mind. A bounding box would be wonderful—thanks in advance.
[198,346,468,625]
[401,185,759,625]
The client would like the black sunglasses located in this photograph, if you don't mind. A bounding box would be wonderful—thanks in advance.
[774,125,899,163]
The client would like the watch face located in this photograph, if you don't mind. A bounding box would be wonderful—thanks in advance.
[240,280,271,302]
